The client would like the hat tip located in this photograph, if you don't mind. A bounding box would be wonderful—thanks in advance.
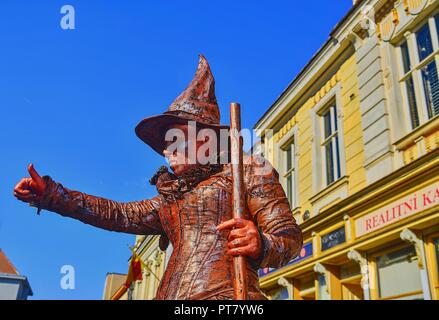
[198,54,208,65]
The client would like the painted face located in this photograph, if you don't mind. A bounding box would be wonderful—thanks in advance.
[162,124,210,176]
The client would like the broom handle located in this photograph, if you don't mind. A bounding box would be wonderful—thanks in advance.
[230,102,248,300]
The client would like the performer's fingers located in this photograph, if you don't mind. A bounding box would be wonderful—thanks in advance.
[14,192,36,202]
[28,164,46,195]
[228,237,250,249]
[14,188,32,196]
[216,219,236,231]
[18,195,35,202]
[226,245,253,256]
[14,189,31,196]
[28,163,43,185]
[228,228,247,241]
[14,178,31,192]
[216,218,246,231]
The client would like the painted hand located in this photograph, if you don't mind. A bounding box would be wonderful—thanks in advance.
[13,164,46,203]
[216,218,262,261]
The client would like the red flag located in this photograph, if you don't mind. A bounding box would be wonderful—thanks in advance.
[125,252,143,288]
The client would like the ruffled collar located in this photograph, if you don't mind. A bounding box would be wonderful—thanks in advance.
[150,164,222,203]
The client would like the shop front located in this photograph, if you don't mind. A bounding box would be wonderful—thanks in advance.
[259,155,439,300]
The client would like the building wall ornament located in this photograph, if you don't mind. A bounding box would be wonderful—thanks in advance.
[277,276,294,300]
[400,228,432,300]
[275,118,297,143]
[403,0,429,16]
[313,263,330,298]
[400,228,424,269]
[274,71,340,144]
[153,250,163,267]
[377,8,400,41]
[277,276,290,288]
[347,249,371,300]
[313,262,326,275]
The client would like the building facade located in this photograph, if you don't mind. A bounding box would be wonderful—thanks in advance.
[0,249,33,300]
[118,235,169,300]
[254,0,439,300]
[102,273,126,300]
[119,0,439,301]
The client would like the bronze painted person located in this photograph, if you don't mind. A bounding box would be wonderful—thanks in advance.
[14,55,303,300]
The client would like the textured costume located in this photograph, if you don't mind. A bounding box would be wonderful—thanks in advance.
[31,55,303,300]
[35,156,302,300]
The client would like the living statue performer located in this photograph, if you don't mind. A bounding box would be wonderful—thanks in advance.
[14,55,303,300]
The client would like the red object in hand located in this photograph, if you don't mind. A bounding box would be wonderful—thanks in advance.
[13,164,46,203]
[216,218,262,261]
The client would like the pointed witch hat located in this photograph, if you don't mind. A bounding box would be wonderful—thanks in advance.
[135,54,229,156]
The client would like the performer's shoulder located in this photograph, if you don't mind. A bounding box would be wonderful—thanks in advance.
[243,154,268,165]
[218,155,279,180]
[243,154,278,179]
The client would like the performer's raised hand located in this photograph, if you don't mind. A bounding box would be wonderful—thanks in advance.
[14,164,46,203]
[216,218,262,261]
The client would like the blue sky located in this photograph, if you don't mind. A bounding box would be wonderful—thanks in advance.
[0,1,352,299]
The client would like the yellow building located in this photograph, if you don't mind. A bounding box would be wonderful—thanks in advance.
[114,235,168,300]
[103,273,126,300]
[104,235,169,300]
[254,0,439,300]
[118,0,439,301]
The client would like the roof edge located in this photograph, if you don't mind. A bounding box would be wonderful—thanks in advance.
[254,0,368,130]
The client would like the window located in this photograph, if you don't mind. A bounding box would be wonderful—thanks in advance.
[375,246,423,300]
[281,138,297,209]
[401,41,420,128]
[436,14,439,42]
[311,84,346,197]
[321,104,341,186]
[398,14,439,130]
[269,287,289,300]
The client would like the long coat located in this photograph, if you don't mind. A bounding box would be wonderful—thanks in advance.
[35,156,303,300]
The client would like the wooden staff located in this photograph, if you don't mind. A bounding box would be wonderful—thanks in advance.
[229,102,248,300]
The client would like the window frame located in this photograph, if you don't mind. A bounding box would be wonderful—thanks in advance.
[320,103,341,186]
[311,83,346,195]
[396,13,439,131]
[277,125,299,211]
[369,243,424,300]
[281,140,296,209]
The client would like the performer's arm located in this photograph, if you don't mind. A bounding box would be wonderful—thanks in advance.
[245,156,303,269]
[14,165,164,235]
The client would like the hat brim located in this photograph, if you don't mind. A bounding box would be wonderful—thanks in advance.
[135,114,230,156]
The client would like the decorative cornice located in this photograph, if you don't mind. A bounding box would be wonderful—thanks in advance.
[274,71,340,144]
[274,117,297,143]
[313,71,340,106]
[254,0,367,132]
